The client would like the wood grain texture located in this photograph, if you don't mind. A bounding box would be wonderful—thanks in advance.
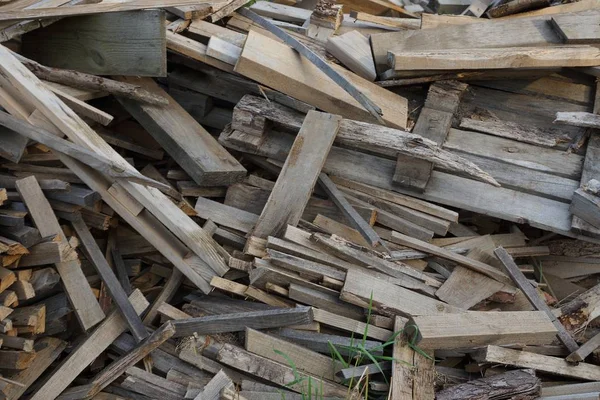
[326,30,376,81]
[250,111,341,240]
[389,46,600,70]
[22,10,166,76]
[117,76,246,186]
[15,176,105,330]
[341,269,464,317]
[408,311,557,349]
[235,30,408,129]
[171,306,313,338]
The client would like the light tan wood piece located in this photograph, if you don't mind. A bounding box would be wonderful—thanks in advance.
[234,30,408,129]
[15,176,104,330]
[250,111,341,241]
[29,290,149,400]
[326,31,376,81]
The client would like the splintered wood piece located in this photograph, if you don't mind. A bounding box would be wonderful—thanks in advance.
[250,111,341,240]
[196,369,233,400]
[0,334,33,351]
[312,308,393,341]
[0,266,16,294]
[245,328,339,381]
[15,176,104,330]
[407,311,557,350]
[215,343,348,398]
[57,321,175,400]
[234,29,408,128]
[117,76,246,187]
[474,345,600,381]
[0,349,36,370]
[436,369,540,400]
[206,36,242,65]
[71,216,147,342]
[494,247,579,353]
[567,331,600,363]
[29,289,149,400]
[171,306,313,338]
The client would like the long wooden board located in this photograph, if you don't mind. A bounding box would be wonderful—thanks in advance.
[234,30,408,129]
[251,111,341,239]
[117,77,246,186]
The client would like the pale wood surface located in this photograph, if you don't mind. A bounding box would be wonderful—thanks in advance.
[389,46,600,71]
[551,15,600,44]
[235,30,408,129]
[251,111,341,239]
[409,311,557,349]
[16,176,105,330]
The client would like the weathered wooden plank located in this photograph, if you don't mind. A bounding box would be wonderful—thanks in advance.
[312,308,393,341]
[371,17,563,74]
[474,345,600,381]
[389,45,600,70]
[195,196,257,233]
[235,30,408,129]
[341,269,464,317]
[171,306,313,338]
[551,15,600,44]
[494,247,580,352]
[215,343,348,398]
[408,311,557,349]
[326,30,376,81]
[459,117,566,147]
[22,10,166,76]
[436,370,540,400]
[117,77,246,186]
[250,111,341,240]
[249,1,311,23]
[29,289,149,400]
[245,328,338,381]
[15,176,105,330]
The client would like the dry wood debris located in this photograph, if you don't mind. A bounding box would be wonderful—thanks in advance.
[1,0,600,399]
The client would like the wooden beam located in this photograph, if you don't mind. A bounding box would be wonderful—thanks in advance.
[171,306,314,338]
[250,111,341,240]
[117,77,246,186]
[391,231,512,285]
[245,328,339,381]
[234,30,408,129]
[28,289,149,400]
[15,176,105,330]
[407,311,557,350]
[341,269,464,317]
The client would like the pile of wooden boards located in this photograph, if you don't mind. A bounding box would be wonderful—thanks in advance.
[2,0,600,399]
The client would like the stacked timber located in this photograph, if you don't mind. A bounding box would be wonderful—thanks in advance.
[1,0,600,399]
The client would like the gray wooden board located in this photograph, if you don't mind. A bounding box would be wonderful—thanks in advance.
[195,196,258,234]
[461,86,589,143]
[220,129,590,241]
[571,188,600,228]
[551,15,600,44]
[443,128,583,179]
[22,10,166,76]
[371,17,563,74]
[171,306,314,338]
[118,77,246,186]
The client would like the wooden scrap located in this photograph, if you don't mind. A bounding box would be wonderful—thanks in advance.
[436,369,541,400]
[326,30,376,81]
